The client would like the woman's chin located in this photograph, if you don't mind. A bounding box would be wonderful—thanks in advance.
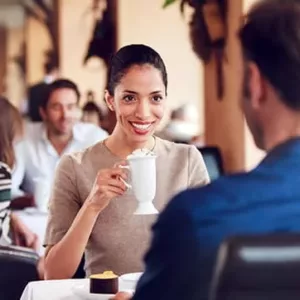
[128,131,153,145]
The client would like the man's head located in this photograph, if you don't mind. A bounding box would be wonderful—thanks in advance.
[239,0,300,150]
[39,79,81,136]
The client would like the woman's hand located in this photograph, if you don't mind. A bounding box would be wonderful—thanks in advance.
[10,213,39,251]
[85,164,128,213]
[110,292,132,300]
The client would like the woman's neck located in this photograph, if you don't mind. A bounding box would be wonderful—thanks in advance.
[105,125,155,159]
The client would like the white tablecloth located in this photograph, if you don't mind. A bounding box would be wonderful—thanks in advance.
[20,278,135,300]
[21,279,88,300]
[14,209,48,255]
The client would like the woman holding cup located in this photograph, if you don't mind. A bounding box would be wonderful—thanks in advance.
[44,44,210,279]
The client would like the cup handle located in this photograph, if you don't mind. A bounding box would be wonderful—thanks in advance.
[118,165,132,189]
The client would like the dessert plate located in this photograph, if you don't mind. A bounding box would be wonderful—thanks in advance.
[72,281,114,300]
[71,279,134,300]
[119,272,143,290]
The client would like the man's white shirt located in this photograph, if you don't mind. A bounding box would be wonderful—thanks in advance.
[12,121,108,197]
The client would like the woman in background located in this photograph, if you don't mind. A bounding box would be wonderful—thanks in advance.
[0,96,39,249]
[0,96,45,277]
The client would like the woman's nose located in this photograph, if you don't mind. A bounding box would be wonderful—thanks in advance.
[135,100,151,119]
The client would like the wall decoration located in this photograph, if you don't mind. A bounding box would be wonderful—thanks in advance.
[163,0,228,99]
[19,0,59,67]
[83,0,117,72]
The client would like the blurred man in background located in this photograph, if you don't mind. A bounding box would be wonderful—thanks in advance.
[13,79,108,207]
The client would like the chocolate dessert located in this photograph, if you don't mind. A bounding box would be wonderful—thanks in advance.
[90,271,119,294]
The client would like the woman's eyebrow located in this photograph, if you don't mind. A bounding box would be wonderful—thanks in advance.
[122,90,163,94]
[122,90,138,94]
[150,90,163,94]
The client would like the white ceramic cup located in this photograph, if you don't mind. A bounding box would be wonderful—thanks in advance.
[119,155,158,215]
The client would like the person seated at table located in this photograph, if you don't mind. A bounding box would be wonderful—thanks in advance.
[156,103,203,145]
[0,96,44,278]
[12,79,109,206]
[43,44,210,279]
[81,98,105,128]
[113,1,300,299]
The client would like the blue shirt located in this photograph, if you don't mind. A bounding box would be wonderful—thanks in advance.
[133,138,300,300]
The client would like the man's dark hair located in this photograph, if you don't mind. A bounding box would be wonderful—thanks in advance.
[40,79,81,109]
[239,0,300,110]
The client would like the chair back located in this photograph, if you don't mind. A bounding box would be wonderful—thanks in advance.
[210,235,300,300]
[0,245,39,300]
[197,147,224,181]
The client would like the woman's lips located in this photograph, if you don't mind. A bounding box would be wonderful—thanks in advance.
[129,121,154,135]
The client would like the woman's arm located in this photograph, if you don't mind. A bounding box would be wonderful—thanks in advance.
[10,213,38,250]
[44,155,128,279]
[188,146,210,187]
[44,200,99,279]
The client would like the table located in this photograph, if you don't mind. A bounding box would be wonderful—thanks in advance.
[21,279,88,300]
[20,278,135,300]
[14,209,48,255]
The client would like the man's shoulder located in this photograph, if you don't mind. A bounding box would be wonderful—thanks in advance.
[74,122,108,139]
[23,122,44,141]
[63,140,105,167]
[165,170,258,217]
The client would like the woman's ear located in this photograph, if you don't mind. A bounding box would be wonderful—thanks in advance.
[104,90,115,111]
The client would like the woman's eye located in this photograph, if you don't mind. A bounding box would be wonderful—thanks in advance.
[123,95,135,102]
[152,95,163,102]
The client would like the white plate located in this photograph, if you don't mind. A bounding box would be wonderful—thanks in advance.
[119,272,143,290]
[71,279,135,300]
[71,282,114,300]
[120,272,143,282]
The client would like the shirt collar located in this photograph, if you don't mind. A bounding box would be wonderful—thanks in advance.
[72,124,85,142]
[262,137,300,165]
[41,123,84,143]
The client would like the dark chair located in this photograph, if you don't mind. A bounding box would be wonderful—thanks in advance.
[210,235,300,300]
[73,255,86,278]
[0,245,39,300]
[197,146,224,181]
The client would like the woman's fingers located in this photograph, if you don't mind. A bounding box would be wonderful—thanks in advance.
[105,186,127,196]
[107,178,128,191]
[98,177,127,191]
[110,291,132,300]
[98,167,128,181]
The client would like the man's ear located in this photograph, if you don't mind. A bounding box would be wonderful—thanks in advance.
[104,90,115,111]
[248,62,267,109]
[39,107,46,120]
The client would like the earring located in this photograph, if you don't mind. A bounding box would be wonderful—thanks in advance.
[109,105,114,111]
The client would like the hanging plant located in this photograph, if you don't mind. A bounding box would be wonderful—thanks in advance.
[83,0,117,70]
[163,0,228,100]
[163,0,178,8]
